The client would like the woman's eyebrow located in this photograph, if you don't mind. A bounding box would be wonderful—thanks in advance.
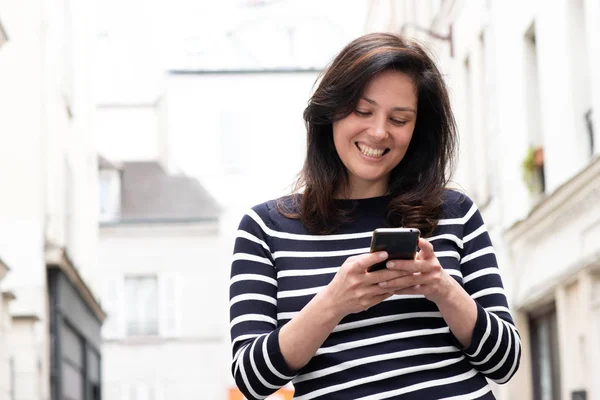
[361,96,416,113]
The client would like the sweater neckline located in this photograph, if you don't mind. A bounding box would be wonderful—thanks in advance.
[333,195,391,212]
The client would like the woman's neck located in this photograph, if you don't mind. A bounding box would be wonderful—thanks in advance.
[335,180,389,200]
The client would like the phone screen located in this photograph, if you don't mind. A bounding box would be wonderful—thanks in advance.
[367,228,420,272]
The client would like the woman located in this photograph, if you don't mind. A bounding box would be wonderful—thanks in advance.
[229,33,521,399]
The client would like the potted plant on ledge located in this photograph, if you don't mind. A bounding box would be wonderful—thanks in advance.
[521,145,545,195]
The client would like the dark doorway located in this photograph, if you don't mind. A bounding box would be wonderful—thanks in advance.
[530,304,561,400]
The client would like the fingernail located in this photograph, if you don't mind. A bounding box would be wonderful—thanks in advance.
[379,281,388,287]
[387,261,395,268]
[379,252,388,260]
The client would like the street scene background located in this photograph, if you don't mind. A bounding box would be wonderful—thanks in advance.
[1,0,599,399]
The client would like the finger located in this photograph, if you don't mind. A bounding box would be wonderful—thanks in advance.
[378,273,421,290]
[393,285,424,296]
[366,292,395,309]
[349,251,388,272]
[364,268,414,285]
[385,259,437,274]
[416,238,435,260]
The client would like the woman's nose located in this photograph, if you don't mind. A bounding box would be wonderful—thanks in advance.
[367,115,388,141]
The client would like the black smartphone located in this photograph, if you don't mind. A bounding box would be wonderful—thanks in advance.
[367,228,421,272]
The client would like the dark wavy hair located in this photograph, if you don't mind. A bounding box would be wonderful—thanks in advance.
[278,32,458,236]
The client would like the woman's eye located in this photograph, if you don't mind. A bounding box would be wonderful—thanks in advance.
[391,119,407,126]
[355,110,371,117]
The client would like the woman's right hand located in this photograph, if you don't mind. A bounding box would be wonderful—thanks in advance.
[323,251,414,318]
[278,251,413,372]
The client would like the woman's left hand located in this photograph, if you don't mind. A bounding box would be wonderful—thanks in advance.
[378,238,457,305]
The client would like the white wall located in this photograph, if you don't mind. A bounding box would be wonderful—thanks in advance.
[0,0,47,316]
[592,289,600,400]
[0,0,99,304]
[93,69,322,400]
[0,290,14,399]
[165,71,321,265]
[166,72,318,206]
[584,0,600,156]
[96,105,163,164]
[42,0,100,282]
[0,0,100,399]
[507,168,600,305]
[96,223,231,399]
[102,341,228,399]
[10,318,44,400]
[0,7,54,399]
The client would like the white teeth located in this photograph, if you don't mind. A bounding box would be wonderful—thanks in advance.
[357,143,385,158]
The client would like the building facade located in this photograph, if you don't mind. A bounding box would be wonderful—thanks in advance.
[0,16,13,398]
[95,155,225,398]
[92,1,360,395]
[164,69,320,399]
[366,0,600,399]
[0,258,15,400]
[0,1,104,399]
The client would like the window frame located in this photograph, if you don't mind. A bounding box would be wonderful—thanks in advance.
[124,275,160,337]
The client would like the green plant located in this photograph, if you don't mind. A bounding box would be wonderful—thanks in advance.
[521,145,543,194]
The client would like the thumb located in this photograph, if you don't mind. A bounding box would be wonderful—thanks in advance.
[416,238,435,260]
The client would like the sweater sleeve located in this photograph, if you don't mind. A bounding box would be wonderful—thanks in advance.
[229,207,297,399]
[452,196,522,384]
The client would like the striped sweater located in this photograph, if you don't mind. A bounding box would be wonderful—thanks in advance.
[229,190,521,399]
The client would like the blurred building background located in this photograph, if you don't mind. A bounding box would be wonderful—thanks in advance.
[0,0,105,399]
[367,1,600,399]
[0,0,599,399]
[91,0,357,399]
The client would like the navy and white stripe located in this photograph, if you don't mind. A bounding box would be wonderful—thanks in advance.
[229,190,521,399]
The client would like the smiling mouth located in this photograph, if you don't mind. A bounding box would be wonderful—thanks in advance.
[356,143,390,158]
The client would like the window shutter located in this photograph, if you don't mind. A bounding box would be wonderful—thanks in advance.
[119,383,131,400]
[159,273,182,338]
[102,274,125,339]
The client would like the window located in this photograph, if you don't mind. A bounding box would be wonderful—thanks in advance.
[125,276,159,336]
[101,273,181,339]
[102,275,125,339]
[61,324,85,400]
[523,22,546,196]
[58,0,74,116]
[87,348,101,400]
[530,305,562,400]
[479,32,495,204]
[98,169,121,222]
[158,273,182,338]
[91,384,100,400]
[463,32,494,207]
[566,0,593,159]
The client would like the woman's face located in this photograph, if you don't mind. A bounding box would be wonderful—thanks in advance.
[333,69,418,198]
